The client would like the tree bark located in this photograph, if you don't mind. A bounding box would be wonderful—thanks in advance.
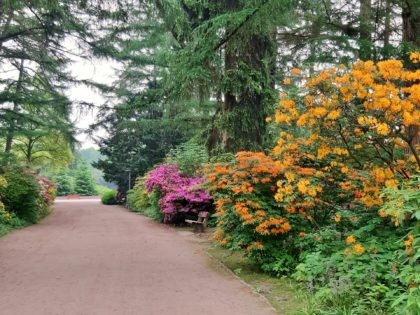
[359,0,372,60]
[401,0,420,165]
[383,0,391,47]
[402,0,420,47]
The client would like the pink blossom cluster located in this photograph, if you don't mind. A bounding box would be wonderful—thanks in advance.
[37,176,56,204]
[145,164,213,223]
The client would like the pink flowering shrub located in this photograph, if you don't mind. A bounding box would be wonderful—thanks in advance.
[145,164,213,223]
[37,175,56,205]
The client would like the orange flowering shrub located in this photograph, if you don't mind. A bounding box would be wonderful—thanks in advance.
[271,56,419,229]
[205,151,304,272]
[277,56,420,313]
[206,56,419,311]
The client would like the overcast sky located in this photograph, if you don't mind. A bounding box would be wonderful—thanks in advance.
[66,57,119,149]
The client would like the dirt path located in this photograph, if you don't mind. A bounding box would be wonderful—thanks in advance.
[0,198,276,315]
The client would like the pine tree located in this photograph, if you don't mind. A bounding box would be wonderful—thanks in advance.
[74,164,97,196]
[0,0,92,164]
[53,171,74,196]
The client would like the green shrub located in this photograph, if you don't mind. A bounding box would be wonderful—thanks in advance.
[0,167,44,223]
[96,185,114,196]
[142,189,163,222]
[165,138,208,176]
[127,176,163,222]
[53,171,74,196]
[101,189,117,205]
[0,202,26,237]
[291,175,420,314]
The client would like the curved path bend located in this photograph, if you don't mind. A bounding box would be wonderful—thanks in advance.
[0,198,276,315]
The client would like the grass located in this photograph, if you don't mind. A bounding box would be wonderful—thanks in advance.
[205,244,306,315]
[0,220,28,238]
[0,223,12,237]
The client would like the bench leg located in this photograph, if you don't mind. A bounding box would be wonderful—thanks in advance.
[193,223,204,233]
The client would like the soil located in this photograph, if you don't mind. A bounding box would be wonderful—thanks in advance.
[0,197,277,315]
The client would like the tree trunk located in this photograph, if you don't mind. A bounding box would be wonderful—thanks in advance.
[401,0,420,166]
[359,0,372,60]
[208,31,275,154]
[25,137,35,163]
[402,0,420,47]
[383,0,391,48]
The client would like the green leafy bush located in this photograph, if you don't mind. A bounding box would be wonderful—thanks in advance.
[165,138,208,176]
[127,175,163,222]
[0,202,26,237]
[291,175,420,314]
[53,171,74,196]
[0,167,45,223]
[101,190,117,205]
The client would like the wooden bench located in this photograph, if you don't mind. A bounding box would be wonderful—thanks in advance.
[185,211,210,233]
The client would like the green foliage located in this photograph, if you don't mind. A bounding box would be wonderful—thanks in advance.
[290,183,420,315]
[49,149,113,197]
[380,174,420,224]
[78,148,110,187]
[101,190,117,205]
[0,0,94,163]
[127,176,163,222]
[165,138,209,176]
[74,164,97,196]
[53,171,74,196]
[0,167,45,223]
[96,185,113,197]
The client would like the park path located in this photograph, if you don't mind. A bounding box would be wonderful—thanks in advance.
[0,198,276,315]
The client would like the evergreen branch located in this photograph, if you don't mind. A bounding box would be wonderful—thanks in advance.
[212,1,269,52]
[0,27,45,44]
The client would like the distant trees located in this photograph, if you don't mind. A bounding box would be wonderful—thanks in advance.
[53,171,73,196]
[51,149,106,196]
[74,164,97,196]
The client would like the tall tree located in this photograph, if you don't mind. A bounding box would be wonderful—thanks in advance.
[90,1,213,191]
[74,163,97,196]
[154,0,291,153]
[0,0,93,164]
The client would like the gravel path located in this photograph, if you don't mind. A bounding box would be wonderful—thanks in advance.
[0,198,276,315]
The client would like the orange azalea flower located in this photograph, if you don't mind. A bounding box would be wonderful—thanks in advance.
[346,235,356,245]
[290,67,301,75]
[352,243,365,255]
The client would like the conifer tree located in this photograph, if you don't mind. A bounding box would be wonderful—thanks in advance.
[74,164,97,196]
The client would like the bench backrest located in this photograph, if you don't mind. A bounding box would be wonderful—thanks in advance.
[197,211,210,223]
